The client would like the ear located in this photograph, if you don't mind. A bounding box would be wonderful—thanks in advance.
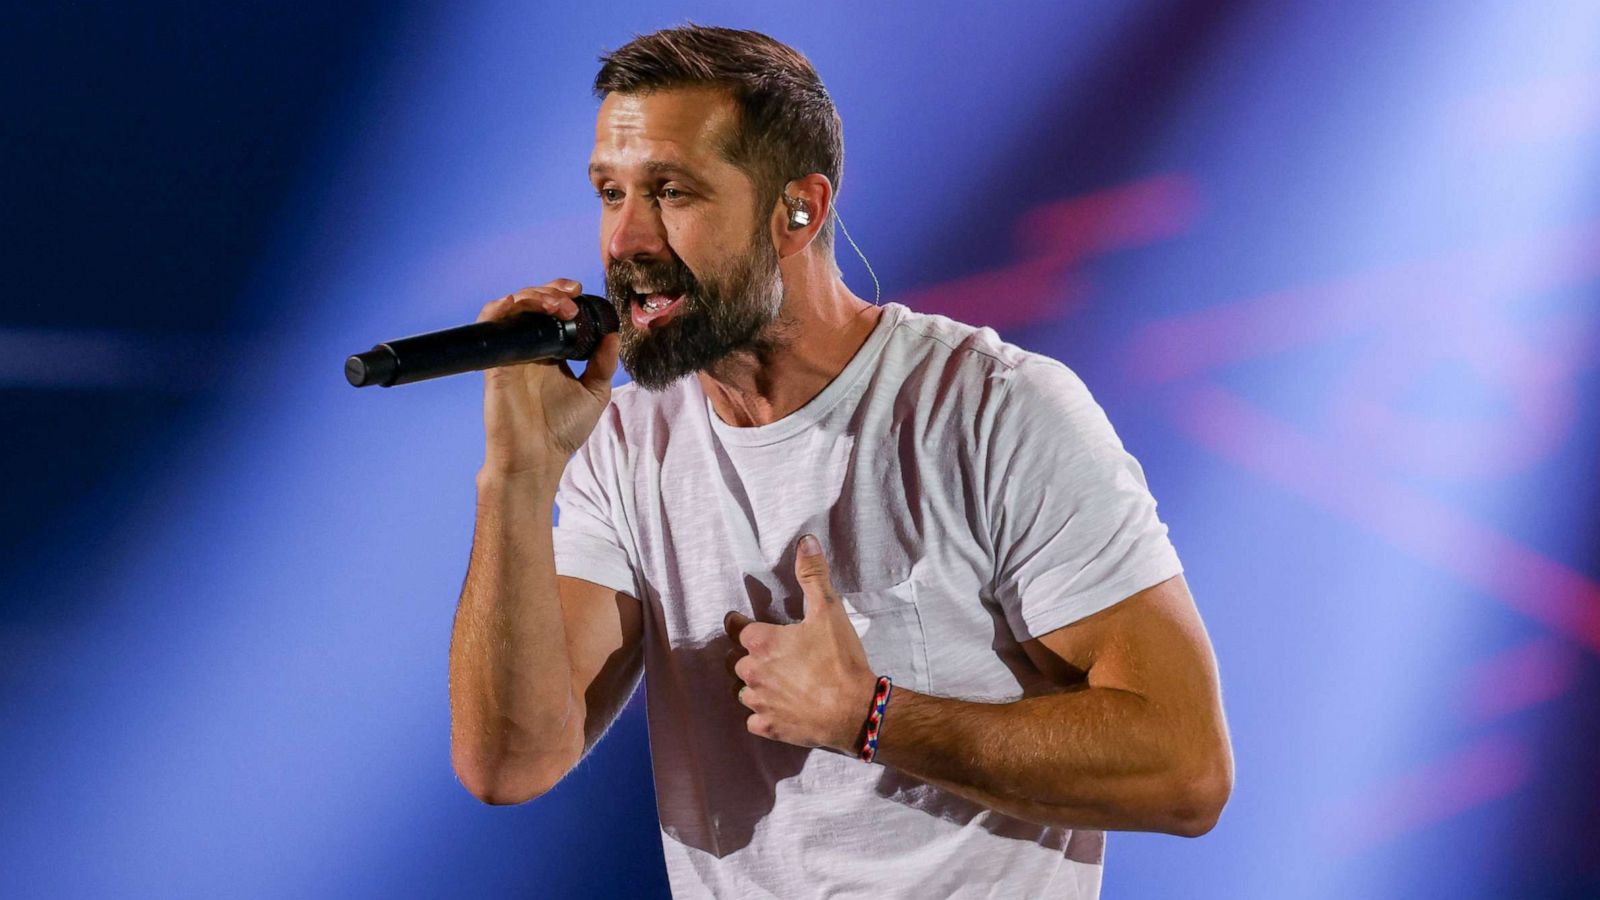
[769,173,834,261]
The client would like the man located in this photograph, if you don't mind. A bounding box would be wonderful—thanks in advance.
[449,24,1231,898]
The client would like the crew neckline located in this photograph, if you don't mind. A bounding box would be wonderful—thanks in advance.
[701,302,905,447]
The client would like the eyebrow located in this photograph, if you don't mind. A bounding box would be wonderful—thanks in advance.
[588,160,700,179]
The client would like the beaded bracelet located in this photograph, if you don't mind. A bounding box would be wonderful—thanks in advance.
[857,675,895,763]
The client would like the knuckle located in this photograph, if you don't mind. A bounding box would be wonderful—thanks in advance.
[478,297,512,321]
[520,291,575,317]
[799,561,831,581]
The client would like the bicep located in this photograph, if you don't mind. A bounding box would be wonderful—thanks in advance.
[559,575,644,753]
[1019,575,1234,831]
[1021,575,1222,711]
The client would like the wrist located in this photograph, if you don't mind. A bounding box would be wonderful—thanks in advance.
[476,464,563,503]
[852,675,896,763]
[832,671,889,755]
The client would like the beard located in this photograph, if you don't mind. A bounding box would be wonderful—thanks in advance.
[604,229,787,391]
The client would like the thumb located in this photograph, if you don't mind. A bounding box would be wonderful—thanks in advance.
[794,534,841,620]
[579,331,620,399]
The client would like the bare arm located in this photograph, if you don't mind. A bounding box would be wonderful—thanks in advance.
[873,575,1233,836]
[446,279,640,805]
[449,473,642,805]
[729,542,1232,837]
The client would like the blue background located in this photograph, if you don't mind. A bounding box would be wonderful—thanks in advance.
[5,2,1598,897]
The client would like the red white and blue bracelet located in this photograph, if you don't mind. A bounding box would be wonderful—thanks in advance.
[857,675,895,763]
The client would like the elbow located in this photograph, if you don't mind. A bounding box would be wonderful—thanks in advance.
[452,750,571,806]
[451,712,583,805]
[1164,753,1234,838]
[456,770,552,807]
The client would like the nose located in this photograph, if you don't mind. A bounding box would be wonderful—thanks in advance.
[605,194,668,263]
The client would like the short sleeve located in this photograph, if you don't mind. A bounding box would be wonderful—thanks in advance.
[986,359,1183,640]
[552,423,640,600]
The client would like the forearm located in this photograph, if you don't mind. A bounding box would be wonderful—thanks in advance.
[873,685,1228,836]
[448,467,581,800]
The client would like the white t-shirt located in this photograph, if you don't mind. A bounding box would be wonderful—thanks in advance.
[553,302,1183,899]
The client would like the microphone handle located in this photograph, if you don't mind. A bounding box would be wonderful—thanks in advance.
[345,294,617,388]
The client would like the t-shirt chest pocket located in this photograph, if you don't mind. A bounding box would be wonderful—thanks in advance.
[841,579,931,694]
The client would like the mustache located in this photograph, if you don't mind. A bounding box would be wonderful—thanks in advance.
[605,255,700,307]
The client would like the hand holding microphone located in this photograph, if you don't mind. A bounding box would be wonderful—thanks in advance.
[345,281,618,389]
[347,279,622,479]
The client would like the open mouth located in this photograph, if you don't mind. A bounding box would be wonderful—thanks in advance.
[631,289,687,328]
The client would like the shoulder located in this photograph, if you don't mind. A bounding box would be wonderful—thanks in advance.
[879,304,1092,421]
[882,304,1038,376]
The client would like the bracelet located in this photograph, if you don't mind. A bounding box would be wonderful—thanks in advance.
[857,675,895,763]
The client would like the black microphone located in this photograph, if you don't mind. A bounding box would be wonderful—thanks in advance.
[345,294,619,388]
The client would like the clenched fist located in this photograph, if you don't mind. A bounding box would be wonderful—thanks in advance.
[476,278,620,483]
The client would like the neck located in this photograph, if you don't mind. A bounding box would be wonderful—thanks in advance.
[698,256,881,428]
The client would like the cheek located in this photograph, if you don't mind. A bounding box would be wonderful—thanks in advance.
[660,211,711,269]
[660,209,695,250]
[665,206,749,270]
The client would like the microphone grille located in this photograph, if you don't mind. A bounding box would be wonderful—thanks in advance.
[568,294,620,359]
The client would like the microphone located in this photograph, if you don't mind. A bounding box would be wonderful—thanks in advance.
[345,294,619,388]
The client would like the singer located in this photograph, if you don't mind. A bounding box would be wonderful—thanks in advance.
[448,24,1232,899]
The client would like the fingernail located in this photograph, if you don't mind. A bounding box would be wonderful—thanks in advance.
[799,534,822,557]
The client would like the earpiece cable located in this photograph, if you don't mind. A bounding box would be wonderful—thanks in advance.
[833,208,881,305]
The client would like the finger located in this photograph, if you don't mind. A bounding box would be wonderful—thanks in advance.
[478,289,572,323]
[733,654,758,686]
[476,294,517,323]
[736,622,778,653]
[545,278,583,296]
[794,534,841,619]
[724,610,754,642]
[736,684,755,709]
[578,331,620,399]
[508,287,581,320]
[724,643,748,679]
[746,714,775,740]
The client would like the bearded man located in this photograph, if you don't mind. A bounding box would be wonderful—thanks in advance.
[448,24,1232,899]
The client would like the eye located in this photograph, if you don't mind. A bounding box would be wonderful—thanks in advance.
[659,185,692,204]
[595,187,623,205]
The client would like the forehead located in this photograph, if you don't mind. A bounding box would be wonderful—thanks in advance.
[590,87,741,175]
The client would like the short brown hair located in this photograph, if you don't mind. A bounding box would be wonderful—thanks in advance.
[594,25,843,251]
